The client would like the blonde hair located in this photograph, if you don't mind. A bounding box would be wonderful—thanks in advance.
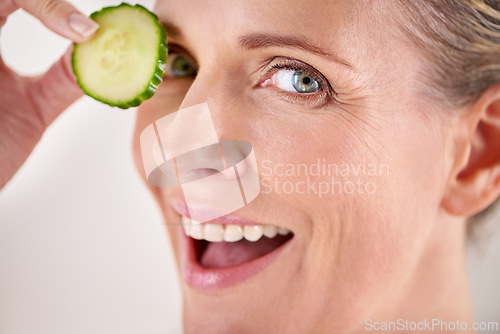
[396,0,500,227]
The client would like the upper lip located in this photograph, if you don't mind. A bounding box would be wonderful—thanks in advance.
[170,200,269,226]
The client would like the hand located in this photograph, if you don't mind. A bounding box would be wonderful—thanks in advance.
[0,0,99,188]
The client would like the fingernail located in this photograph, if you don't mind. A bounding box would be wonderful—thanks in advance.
[69,13,99,38]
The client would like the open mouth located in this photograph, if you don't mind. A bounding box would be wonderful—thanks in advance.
[182,215,294,269]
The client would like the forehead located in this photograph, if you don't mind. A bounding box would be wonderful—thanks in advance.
[153,0,396,67]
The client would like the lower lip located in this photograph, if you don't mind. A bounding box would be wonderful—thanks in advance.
[180,228,293,290]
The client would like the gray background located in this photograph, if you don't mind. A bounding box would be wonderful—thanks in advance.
[0,1,498,333]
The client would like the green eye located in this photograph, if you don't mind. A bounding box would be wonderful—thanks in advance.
[272,69,321,93]
[166,53,197,78]
[292,71,320,93]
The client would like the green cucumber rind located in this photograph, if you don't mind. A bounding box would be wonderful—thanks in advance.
[72,3,167,109]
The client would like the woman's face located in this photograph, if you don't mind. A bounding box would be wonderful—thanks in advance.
[133,0,466,333]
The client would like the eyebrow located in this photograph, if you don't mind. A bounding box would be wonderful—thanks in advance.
[160,20,182,38]
[239,33,353,69]
[158,22,353,70]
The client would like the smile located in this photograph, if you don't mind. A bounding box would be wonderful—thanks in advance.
[182,215,292,243]
[173,203,294,290]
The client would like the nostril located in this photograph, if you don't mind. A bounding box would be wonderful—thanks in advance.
[178,168,220,182]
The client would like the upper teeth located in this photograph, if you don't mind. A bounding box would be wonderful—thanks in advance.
[181,215,291,242]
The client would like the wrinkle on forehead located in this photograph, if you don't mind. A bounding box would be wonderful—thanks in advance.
[155,0,395,63]
[154,0,412,96]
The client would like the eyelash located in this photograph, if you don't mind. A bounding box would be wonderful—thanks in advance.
[164,45,198,78]
[260,57,335,108]
[164,45,335,107]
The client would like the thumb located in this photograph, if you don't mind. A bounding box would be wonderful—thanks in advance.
[24,46,83,128]
[15,0,99,43]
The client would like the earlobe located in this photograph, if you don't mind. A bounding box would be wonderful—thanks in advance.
[442,85,500,217]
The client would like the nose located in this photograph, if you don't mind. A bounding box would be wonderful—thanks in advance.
[140,102,221,187]
[177,65,249,140]
[139,102,260,222]
[175,140,225,184]
[164,69,251,184]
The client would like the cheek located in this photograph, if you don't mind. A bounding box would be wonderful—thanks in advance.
[254,105,446,320]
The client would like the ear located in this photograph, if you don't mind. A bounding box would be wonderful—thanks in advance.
[442,84,500,217]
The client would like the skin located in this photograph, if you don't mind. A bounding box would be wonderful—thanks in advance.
[1,0,499,333]
[0,0,97,188]
[132,1,500,333]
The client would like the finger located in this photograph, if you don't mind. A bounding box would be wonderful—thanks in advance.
[24,46,83,128]
[14,0,99,43]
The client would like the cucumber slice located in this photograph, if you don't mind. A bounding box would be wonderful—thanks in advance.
[72,3,167,109]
